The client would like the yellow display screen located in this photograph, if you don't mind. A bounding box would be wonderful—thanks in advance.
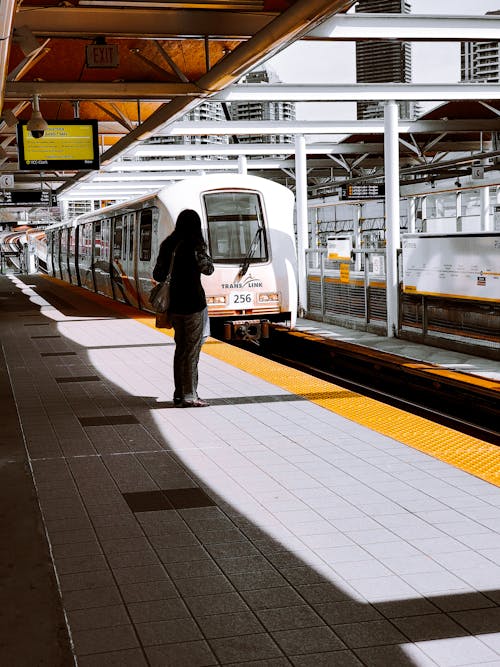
[17,120,99,170]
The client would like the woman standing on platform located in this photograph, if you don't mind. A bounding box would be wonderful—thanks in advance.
[153,209,214,408]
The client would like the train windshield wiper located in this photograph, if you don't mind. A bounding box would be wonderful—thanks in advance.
[238,227,263,278]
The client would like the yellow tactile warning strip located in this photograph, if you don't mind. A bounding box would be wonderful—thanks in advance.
[41,275,500,487]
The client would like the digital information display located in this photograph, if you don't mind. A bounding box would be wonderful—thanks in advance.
[402,233,500,302]
[340,184,385,200]
[17,120,99,170]
[0,190,57,207]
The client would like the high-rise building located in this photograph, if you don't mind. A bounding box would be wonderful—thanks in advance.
[461,11,500,83]
[146,100,229,160]
[230,67,296,144]
[355,0,420,120]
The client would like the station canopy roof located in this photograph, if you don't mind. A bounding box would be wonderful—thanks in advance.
[0,0,354,205]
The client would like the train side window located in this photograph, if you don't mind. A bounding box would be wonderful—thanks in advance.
[113,217,123,259]
[139,210,152,262]
[94,221,101,259]
[79,223,92,262]
[203,191,268,263]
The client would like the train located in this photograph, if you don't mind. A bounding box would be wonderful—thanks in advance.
[41,174,298,341]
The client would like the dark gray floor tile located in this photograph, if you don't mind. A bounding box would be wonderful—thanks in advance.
[333,620,407,649]
[197,611,264,639]
[145,640,217,667]
[228,569,288,591]
[451,606,500,633]
[119,579,178,603]
[256,605,324,632]
[291,651,364,667]
[77,648,149,667]
[354,644,436,666]
[272,625,345,655]
[185,592,250,617]
[127,598,191,623]
[175,574,235,597]
[136,617,203,646]
[165,558,223,580]
[112,564,168,585]
[296,583,354,605]
[62,585,123,611]
[67,605,130,631]
[72,624,139,655]
[241,587,304,610]
[209,633,283,663]
[315,600,382,626]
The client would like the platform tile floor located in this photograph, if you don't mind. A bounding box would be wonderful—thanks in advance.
[3,274,500,666]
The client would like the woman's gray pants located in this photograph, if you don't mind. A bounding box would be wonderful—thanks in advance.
[171,309,204,402]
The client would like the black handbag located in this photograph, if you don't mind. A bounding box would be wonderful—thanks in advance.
[149,244,178,316]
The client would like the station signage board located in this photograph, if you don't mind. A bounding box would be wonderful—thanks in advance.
[402,233,500,302]
[0,190,57,206]
[327,236,352,261]
[340,184,385,200]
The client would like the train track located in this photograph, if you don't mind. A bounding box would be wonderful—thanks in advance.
[252,325,500,447]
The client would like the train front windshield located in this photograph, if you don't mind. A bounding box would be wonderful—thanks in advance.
[204,191,268,264]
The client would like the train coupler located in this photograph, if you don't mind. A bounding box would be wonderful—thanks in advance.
[223,319,270,345]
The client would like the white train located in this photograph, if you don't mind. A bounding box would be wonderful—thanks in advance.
[42,174,298,341]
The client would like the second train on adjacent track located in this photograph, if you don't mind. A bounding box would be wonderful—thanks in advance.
[42,174,298,341]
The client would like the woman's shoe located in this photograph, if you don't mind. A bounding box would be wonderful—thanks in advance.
[180,399,209,408]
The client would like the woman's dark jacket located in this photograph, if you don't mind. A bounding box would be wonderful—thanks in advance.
[153,236,214,315]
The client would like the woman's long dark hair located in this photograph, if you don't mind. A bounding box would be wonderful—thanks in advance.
[171,209,206,248]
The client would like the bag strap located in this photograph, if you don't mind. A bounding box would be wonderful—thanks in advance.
[166,242,180,280]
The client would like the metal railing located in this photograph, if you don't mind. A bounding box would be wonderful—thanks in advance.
[305,248,387,329]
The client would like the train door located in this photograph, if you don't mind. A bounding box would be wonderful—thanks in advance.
[121,212,140,308]
[53,229,61,278]
[60,228,70,282]
[137,208,154,309]
[111,215,127,303]
[68,226,78,285]
[78,222,94,291]
[46,231,54,276]
[93,220,112,298]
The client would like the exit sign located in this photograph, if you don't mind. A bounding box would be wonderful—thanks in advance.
[86,44,119,68]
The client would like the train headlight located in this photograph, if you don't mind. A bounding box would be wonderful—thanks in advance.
[207,295,227,305]
[258,292,279,303]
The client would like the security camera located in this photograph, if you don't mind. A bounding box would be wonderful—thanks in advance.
[27,111,48,139]
[27,94,48,139]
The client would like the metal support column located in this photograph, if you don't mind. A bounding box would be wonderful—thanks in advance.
[407,197,416,234]
[480,185,492,231]
[384,100,400,338]
[295,133,308,317]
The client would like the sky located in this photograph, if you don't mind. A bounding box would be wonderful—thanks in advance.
[266,0,500,122]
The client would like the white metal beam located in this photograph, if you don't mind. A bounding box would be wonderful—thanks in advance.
[13,7,271,39]
[305,13,500,42]
[5,81,200,100]
[163,119,500,135]
[213,83,500,102]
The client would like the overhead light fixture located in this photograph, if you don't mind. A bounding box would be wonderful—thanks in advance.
[430,179,435,189]
[27,94,48,139]
[455,179,461,188]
